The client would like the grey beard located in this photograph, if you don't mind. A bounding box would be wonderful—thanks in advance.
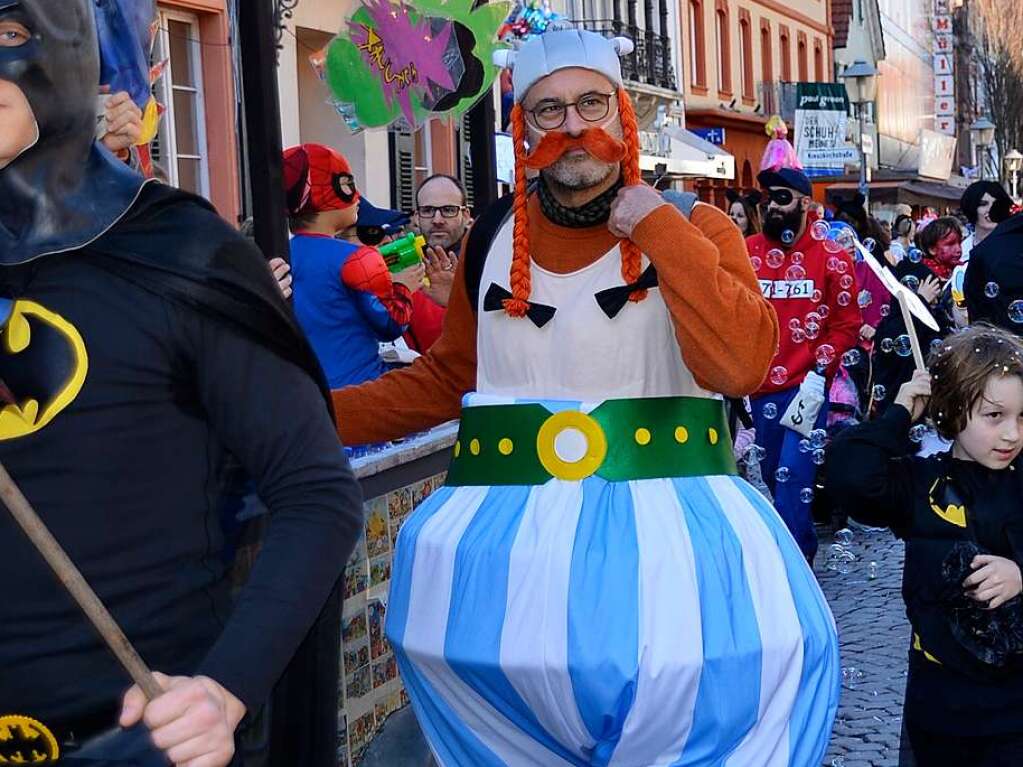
[542,158,619,192]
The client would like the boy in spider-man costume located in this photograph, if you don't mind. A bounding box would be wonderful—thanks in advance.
[284,144,425,387]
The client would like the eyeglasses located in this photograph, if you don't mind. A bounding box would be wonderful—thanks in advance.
[417,205,464,219]
[766,188,801,207]
[524,91,617,131]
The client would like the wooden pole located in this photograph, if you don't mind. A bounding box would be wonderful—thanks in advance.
[0,463,162,701]
[897,290,928,372]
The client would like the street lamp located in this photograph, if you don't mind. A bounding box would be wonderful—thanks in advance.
[840,61,878,207]
[969,116,996,181]
[1006,149,1023,202]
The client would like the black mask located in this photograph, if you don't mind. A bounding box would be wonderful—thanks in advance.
[762,205,806,244]
[0,0,148,265]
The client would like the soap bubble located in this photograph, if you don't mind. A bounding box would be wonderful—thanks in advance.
[791,251,805,265]
[872,384,887,401]
[836,291,851,306]
[788,317,802,331]
[812,289,823,303]
[750,255,763,272]
[1009,300,1023,324]
[811,220,831,241]
[985,281,1000,298]
[835,528,853,545]
[781,229,795,245]
[826,256,842,272]
[880,337,895,353]
[818,304,831,318]
[839,274,855,290]
[799,487,815,504]
[909,424,930,443]
[791,327,807,344]
[842,348,862,366]
[745,444,767,463]
[805,321,821,340]
[805,311,822,325]
[908,247,923,263]
[815,344,836,367]
[930,338,945,355]
[785,264,807,281]
[766,248,786,269]
[867,561,879,580]
[880,303,891,317]
[769,366,789,386]
[824,237,844,254]
[836,260,849,274]
[863,237,877,253]
[901,274,920,291]
[798,439,812,453]
[858,290,873,308]
[894,334,913,357]
[775,466,791,483]
[812,448,826,466]
[810,428,828,449]
[890,242,906,262]
[762,402,778,419]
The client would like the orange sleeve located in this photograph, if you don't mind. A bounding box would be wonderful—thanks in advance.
[331,252,478,445]
[632,203,779,396]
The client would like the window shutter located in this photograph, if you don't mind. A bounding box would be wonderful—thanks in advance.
[390,125,417,213]
[459,113,476,210]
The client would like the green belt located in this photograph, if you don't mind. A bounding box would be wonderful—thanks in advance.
[446,396,737,486]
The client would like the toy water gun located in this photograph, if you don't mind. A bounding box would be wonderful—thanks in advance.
[379,232,426,273]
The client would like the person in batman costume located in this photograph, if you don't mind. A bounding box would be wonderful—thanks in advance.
[0,2,363,765]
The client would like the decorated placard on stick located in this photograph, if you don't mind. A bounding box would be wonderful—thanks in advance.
[313,0,510,131]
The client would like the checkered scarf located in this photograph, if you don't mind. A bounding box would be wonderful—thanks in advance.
[536,176,624,228]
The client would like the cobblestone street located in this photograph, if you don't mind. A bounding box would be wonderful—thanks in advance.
[816,524,911,767]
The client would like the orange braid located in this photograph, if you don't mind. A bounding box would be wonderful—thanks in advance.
[617,88,648,303]
[504,104,532,318]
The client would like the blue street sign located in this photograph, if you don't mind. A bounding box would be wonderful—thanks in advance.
[691,127,726,145]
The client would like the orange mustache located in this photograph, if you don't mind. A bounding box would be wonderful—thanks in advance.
[524,128,627,170]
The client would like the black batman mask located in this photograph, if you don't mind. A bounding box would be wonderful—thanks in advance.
[0,0,148,265]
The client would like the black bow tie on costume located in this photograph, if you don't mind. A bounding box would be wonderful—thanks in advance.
[594,265,660,319]
[483,283,557,328]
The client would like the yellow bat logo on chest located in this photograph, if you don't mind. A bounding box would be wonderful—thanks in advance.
[0,299,88,441]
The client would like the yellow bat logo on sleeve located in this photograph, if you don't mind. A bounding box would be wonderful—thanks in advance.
[0,300,88,441]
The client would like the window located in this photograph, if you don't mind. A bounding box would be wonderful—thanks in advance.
[779,27,791,81]
[814,39,824,82]
[715,1,731,94]
[797,32,808,82]
[739,15,753,100]
[760,20,773,110]
[689,0,707,90]
[152,11,209,196]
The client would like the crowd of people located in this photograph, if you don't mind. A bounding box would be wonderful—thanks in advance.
[5,5,1023,766]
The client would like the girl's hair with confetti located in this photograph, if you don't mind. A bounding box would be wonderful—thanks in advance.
[503,87,647,318]
[928,323,1023,440]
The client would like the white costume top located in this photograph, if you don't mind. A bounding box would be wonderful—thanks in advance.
[475,216,714,401]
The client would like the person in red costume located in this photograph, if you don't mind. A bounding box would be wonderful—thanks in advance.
[746,167,863,561]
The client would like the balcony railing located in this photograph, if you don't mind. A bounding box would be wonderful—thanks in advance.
[568,19,678,91]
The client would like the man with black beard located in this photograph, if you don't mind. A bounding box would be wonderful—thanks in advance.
[745,168,862,562]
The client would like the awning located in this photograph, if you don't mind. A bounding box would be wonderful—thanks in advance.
[640,127,735,180]
[825,177,966,206]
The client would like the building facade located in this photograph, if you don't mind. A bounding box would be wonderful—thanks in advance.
[678,0,833,205]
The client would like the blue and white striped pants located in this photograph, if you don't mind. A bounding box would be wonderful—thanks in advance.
[385,474,840,766]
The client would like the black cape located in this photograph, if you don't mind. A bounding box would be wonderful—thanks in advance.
[86,183,340,766]
[964,212,1023,332]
